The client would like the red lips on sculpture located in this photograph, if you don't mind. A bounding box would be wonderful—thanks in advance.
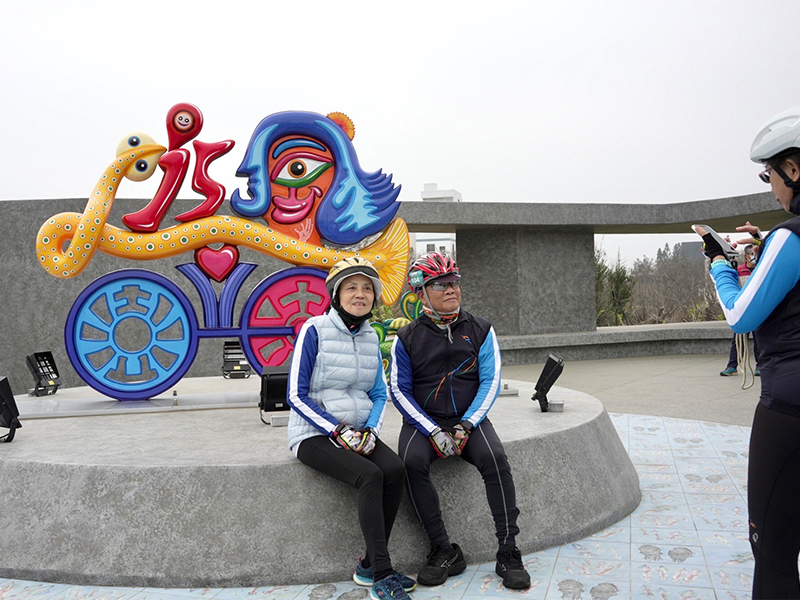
[194,244,240,282]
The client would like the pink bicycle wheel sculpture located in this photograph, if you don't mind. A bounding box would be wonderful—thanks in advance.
[240,267,329,370]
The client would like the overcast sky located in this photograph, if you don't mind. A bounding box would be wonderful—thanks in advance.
[3,0,800,262]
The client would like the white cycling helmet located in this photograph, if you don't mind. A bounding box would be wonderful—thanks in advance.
[325,256,383,303]
[750,107,800,163]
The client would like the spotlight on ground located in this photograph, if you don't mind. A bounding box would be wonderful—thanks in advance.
[0,376,22,442]
[26,351,61,397]
[222,341,251,379]
[532,354,564,412]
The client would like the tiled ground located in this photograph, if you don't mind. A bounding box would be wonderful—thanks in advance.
[0,414,755,600]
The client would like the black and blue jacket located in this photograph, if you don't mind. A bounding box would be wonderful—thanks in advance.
[710,214,800,414]
[390,310,501,436]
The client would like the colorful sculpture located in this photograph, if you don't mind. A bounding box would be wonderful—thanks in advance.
[36,105,410,401]
[371,290,423,378]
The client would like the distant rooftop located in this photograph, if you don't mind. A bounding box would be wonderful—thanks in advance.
[420,182,462,202]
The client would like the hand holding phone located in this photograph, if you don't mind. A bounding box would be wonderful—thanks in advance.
[691,224,739,263]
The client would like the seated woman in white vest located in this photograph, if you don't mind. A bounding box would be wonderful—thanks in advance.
[287,257,415,600]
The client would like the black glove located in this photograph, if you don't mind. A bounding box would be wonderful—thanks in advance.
[701,233,725,261]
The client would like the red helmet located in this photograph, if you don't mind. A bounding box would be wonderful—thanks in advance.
[408,252,460,290]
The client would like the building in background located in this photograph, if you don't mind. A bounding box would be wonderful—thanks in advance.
[409,183,458,259]
[420,182,462,203]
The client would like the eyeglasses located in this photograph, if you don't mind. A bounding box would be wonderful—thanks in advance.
[427,280,461,292]
[759,167,773,184]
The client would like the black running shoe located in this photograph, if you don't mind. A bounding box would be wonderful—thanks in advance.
[417,543,466,586]
[495,547,531,589]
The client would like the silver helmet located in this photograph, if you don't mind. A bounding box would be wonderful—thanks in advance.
[750,107,800,163]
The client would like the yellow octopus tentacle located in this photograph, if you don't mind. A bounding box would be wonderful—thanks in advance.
[36,144,166,279]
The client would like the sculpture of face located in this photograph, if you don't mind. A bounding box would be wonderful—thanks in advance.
[266,135,335,243]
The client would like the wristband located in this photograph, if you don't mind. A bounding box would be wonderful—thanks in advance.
[709,258,730,269]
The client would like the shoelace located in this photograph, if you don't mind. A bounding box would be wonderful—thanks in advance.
[426,545,452,566]
[378,575,405,597]
[498,547,524,570]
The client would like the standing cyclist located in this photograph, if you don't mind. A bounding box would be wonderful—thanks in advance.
[389,251,530,590]
[695,107,800,598]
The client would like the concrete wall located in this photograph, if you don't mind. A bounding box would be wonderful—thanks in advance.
[458,226,595,335]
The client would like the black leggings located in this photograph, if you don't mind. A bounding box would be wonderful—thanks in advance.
[749,402,800,598]
[297,435,405,577]
[398,418,520,549]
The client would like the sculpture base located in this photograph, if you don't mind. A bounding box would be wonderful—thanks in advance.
[0,381,639,587]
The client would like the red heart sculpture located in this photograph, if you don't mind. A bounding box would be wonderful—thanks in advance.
[195,244,240,282]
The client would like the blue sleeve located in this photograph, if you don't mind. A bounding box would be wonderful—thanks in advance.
[286,322,339,435]
[364,353,388,434]
[389,336,439,436]
[461,326,501,426]
[711,229,800,333]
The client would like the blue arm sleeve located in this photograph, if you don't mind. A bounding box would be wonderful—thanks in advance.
[364,353,388,434]
[389,337,439,436]
[711,229,800,333]
[461,326,501,426]
[287,322,339,435]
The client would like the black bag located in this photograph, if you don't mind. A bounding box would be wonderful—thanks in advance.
[259,366,290,424]
[0,377,22,442]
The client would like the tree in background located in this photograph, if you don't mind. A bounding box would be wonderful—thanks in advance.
[595,247,635,326]
[627,243,722,324]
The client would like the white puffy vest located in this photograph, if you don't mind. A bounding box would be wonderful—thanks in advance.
[288,311,381,450]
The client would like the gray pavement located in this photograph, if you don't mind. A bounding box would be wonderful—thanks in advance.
[505,352,760,427]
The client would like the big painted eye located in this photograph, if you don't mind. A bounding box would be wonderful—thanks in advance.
[274,157,332,188]
[116,132,157,157]
[124,156,159,181]
[115,132,161,182]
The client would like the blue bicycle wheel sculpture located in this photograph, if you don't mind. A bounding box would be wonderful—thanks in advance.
[65,270,199,400]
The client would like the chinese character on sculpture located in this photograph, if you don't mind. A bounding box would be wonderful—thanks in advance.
[35,105,409,401]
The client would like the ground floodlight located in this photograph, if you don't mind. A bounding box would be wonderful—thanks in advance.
[222,341,251,379]
[532,354,564,412]
[0,377,22,442]
[258,365,290,423]
[26,351,61,397]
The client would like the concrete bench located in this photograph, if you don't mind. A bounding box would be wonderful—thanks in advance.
[0,381,639,587]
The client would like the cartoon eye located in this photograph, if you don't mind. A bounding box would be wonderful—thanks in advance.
[274,158,332,188]
[117,132,156,155]
[115,132,162,181]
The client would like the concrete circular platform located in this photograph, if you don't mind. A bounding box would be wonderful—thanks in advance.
[0,381,640,587]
